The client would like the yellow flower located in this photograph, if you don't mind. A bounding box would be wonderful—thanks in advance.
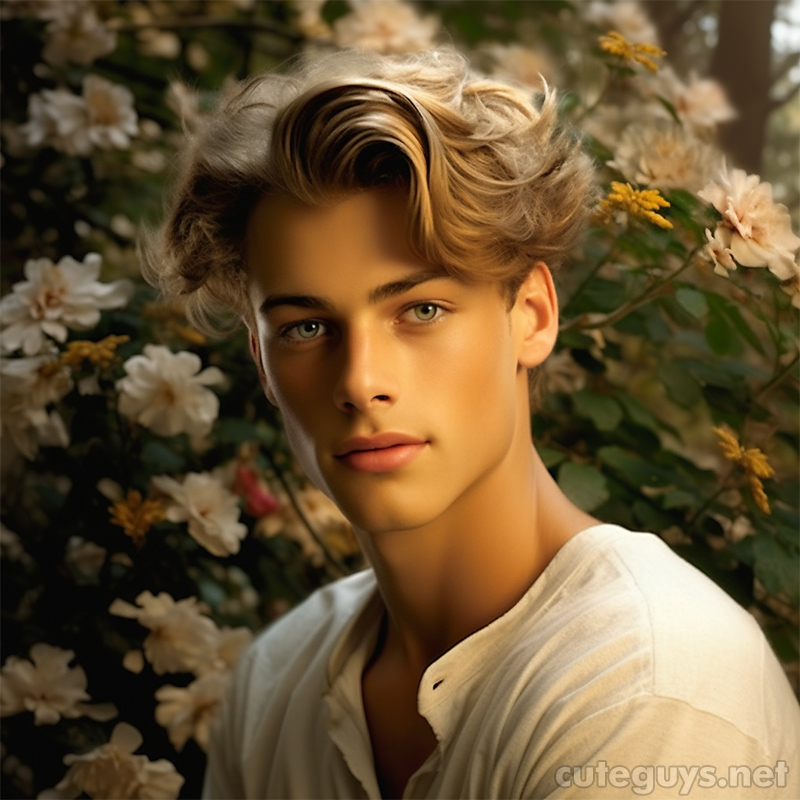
[597,182,672,229]
[598,30,666,72]
[109,490,165,545]
[712,426,775,514]
[61,334,130,369]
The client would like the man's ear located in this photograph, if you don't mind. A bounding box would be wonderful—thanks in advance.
[512,262,559,369]
[247,329,277,406]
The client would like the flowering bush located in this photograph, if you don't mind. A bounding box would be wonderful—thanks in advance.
[1,1,797,797]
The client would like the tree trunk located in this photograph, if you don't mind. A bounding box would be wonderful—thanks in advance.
[709,0,776,173]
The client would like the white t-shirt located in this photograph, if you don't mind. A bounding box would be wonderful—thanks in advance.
[203,524,800,799]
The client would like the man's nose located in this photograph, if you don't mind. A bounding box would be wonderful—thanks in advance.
[332,328,398,413]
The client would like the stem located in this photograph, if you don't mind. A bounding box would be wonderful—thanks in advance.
[562,243,617,315]
[685,465,739,529]
[753,349,800,404]
[262,451,348,578]
[561,245,701,334]
[574,72,612,124]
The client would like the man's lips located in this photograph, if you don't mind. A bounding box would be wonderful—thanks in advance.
[334,433,428,473]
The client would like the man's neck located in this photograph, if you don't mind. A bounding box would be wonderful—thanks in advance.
[357,443,597,677]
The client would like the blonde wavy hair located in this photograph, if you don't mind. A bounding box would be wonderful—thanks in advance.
[141,49,595,334]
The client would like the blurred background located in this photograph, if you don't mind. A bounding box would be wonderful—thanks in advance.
[1,2,798,798]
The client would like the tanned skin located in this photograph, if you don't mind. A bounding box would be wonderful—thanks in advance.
[244,189,598,798]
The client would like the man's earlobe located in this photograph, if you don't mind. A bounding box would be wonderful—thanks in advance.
[514,262,559,369]
[248,331,277,406]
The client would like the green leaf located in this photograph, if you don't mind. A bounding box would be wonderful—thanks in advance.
[598,446,677,487]
[662,489,697,510]
[617,394,660,433]
[572,389,623,431]
[557,462,609,512]
[751,536,800,604]
[675,288,708,319]
[140,440,186,475]
[657,361,702,408]
[537,446,566,469]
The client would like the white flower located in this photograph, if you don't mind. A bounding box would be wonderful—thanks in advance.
[81,74,139,151]
[607,120,723,192]
[152,472,247,557]
[0,355,72,460]
[19,88,88,156]
[42,3,117,67]
[116,345,225,439]
[108,591,220,675]
[292,0,332,39]
[38,722,185,800]
[20,75,137,157]
[583,0,660,44]
[64,536,106,583]
[699,169,800,281]
[652,68,737,131]
[0,252,133,356]
[703,227,738,277]
[332,0,439,53]
[0,643,116,726]
[155,671,231,752]
[484,43,555,93]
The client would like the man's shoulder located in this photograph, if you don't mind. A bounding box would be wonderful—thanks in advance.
[232,568,377,698]
[523,525,797,744]
[246,568,377,663]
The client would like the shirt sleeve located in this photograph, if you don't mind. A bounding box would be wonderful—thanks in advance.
[521,694,799,799]
[201,653,252,799]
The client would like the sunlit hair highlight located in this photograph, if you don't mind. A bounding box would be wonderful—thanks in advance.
[141,49,596,333]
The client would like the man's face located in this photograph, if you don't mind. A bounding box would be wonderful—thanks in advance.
[245,189,533,534]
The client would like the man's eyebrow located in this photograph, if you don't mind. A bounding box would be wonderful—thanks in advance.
[259,271,451,317]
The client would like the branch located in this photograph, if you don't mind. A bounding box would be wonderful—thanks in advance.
[560,246,701,334]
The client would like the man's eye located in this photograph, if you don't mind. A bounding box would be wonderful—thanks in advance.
[411,303,441,322]
[285,320,326,340]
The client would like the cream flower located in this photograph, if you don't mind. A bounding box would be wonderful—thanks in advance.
[39,722,185,800]
[155,671,231,752]
[116,345,225,439]
[703,226,738,277]
[19,88,86,155]
[0,643,116,725]
[484,43,554,93]
[20,75,137,157]
[607,120,723,192]
[108,591,219,675]
[80,74,139,151]
[42,3,117,67]
[699,169,800,281]
[653,67,737,131]
[332,0,439,53]
[583,0,660,44]
[1,354,72,460]
[257,483,356,566]
[64,536,107,584]
[0,252,133,356]
[292,0,332,39]
[151,472,248,557]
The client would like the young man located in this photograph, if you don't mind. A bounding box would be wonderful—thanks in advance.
[144,50,799,799]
